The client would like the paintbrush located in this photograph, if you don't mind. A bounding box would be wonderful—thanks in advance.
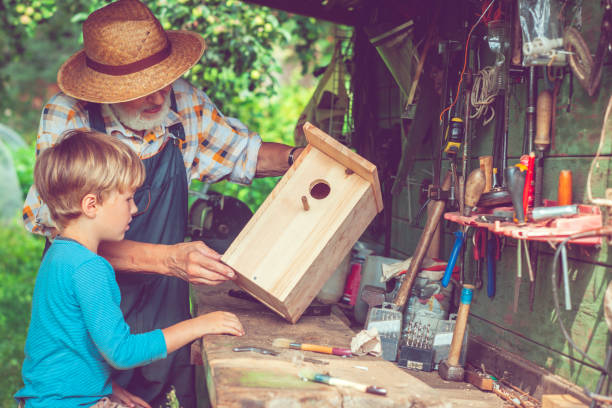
[299,369,387,396]
[273,338,352,357]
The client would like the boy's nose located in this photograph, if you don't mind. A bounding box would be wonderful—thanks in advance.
[130,200,138,215]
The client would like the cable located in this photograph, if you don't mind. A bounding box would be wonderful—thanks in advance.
[470,65,498,125]
[587,95,612,207]
[439,0,497,122]
[550,227,612,373]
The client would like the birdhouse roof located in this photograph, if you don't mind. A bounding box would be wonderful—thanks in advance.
[303,122,383,212]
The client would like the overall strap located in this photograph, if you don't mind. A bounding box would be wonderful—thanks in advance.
[86,102,106,133]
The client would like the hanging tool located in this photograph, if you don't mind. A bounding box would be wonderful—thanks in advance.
[513,239,522,314]
[473,228,487,290]
[534,90,552,206]
[525,67,537,155]
[442,231,465,288]
[506,165,527,225]
[444,118,465,157]
[479,156,493,194]
[522,153,535,216]
[564,0,611,97]
[438,284,475,382]
[486,232,501,298]
[560,244,571,311]
[477,87,512,207]
[463,168,486,216]
[445,117,465,212]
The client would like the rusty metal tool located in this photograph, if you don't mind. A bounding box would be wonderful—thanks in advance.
[365,171,452,361]
[233,346,328,365]
[233,346,279,356]
[565,0,611,96]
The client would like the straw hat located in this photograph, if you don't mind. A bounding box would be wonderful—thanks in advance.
[57,0,206,104]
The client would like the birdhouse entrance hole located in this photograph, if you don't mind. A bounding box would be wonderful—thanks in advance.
[310,180,331,199]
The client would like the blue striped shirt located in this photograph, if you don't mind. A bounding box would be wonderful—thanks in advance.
[15,238,167,407]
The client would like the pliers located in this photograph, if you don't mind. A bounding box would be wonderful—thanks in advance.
[232,346,329,364]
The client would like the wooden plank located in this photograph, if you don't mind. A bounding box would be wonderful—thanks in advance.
[303,122,384,212]
[193,282,495,407]
[542,394,588,408]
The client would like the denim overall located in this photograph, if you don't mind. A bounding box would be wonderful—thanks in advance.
[87,91,196,408]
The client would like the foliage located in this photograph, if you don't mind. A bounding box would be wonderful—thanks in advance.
[0,218,44,405]
[1,0,331,132]
[11,141,37,199]
[191,71,315,211]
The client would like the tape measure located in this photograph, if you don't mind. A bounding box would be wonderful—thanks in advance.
[444,117,464,158]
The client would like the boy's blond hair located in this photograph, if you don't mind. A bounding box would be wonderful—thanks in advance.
[34,130,145,229]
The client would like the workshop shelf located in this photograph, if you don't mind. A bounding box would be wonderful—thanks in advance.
[444,204,603,246]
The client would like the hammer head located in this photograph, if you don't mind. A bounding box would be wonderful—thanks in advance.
[438,360,465,382]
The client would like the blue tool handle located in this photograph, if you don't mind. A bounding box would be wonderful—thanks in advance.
[487,236,496,298]
[442,231,464,287]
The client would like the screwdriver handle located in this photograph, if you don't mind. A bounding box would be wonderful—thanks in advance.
[535,90,552,150]
[479,156,493,193]
[442,231,464,288]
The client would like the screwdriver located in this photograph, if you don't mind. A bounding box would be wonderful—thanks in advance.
[534,90,552,206]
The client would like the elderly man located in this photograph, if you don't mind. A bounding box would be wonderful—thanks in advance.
[22,0,304,407]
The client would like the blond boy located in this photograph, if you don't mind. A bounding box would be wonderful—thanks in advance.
[15,130,244,408]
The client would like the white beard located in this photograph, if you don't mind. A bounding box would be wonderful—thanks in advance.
[107,95,171,132]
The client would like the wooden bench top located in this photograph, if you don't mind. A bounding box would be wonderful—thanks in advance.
[193,282,492,407]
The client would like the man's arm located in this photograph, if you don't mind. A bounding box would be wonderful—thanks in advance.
[255,142,305,177]
[98,240,236,285]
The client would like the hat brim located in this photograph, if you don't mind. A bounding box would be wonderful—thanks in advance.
[57,30,205,104]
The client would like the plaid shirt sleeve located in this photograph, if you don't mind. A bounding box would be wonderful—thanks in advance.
[23,93,90,236]
[173,80,262,185]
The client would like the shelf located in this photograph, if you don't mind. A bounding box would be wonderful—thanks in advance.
[444,204,603,246]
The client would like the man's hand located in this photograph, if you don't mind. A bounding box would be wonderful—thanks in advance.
[111,381,151,408]
[166,241,236,285]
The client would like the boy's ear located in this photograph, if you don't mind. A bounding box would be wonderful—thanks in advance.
[81,194,99,218]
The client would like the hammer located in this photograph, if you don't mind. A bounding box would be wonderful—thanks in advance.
[438,284,475,381]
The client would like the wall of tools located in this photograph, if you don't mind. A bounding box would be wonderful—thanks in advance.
[353,0,611,397]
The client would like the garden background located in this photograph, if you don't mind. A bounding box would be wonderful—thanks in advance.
[0,1,343,404]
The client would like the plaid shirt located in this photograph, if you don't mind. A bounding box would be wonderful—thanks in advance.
[23,78,262,236]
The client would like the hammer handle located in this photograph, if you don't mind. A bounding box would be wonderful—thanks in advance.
[394,171,452,308]
[448,285,475,365]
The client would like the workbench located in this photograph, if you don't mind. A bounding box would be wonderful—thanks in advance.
[192,282,496,407]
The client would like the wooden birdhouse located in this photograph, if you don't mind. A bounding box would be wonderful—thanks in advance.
[221,122,383,323]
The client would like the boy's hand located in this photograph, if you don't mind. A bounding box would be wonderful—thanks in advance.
[199,311,245,336]
[111,381,151,408]
[167,241,237,285]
